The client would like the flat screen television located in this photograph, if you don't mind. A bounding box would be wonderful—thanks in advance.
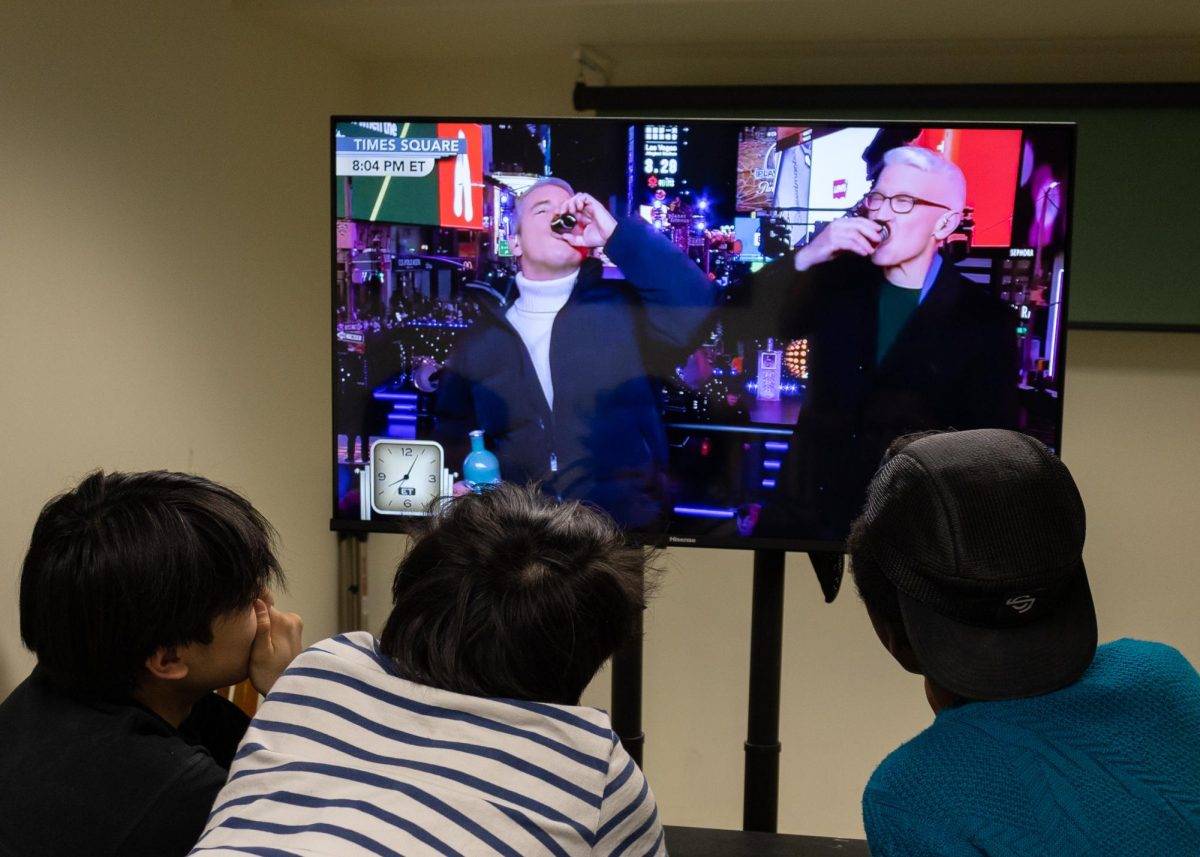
[331,116,1074,552]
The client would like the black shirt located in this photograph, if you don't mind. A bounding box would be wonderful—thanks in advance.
[0,667,249,857]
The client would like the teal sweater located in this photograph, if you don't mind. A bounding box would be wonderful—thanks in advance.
[863,639,1200,856]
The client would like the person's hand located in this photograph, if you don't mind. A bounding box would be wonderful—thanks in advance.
[679,347,714,390]
[793,217,885,272]
[555,192,617,248]
[735,503,762,537]
[247,598,303,696]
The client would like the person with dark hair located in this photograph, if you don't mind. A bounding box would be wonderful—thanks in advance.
[193,483,665,856]
[847,429,1200,855]
[0,470,303,857]
[434,177,715,529]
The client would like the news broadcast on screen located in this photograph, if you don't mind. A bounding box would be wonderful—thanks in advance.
[331,116,1074,551]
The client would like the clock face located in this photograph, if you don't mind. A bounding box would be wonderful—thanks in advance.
[369,439,445,516]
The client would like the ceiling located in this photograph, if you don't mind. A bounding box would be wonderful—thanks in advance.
[238,0,1200,75]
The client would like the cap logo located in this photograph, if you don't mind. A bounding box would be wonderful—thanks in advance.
[1006,595,1036,614]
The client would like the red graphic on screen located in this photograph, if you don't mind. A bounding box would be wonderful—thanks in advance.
[914,128,1022,248]
[436,122,484,231]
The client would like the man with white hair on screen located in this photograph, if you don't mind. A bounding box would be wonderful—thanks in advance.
[745,145,1020,542]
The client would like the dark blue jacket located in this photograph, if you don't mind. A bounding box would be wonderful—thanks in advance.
[434,217,715,528]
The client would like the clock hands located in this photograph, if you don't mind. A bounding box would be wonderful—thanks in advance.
[406,449,426,477]
[389,449,425,488]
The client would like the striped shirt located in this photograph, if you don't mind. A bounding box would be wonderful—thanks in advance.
[190,632,666,857]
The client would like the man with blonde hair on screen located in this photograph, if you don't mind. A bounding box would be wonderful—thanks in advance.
[434,177,715,529]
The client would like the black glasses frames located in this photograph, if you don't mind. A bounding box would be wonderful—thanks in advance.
[863,192,953,214]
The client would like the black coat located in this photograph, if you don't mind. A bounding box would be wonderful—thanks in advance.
[755,253,1019,541]
[0,668,249,857]
[434,218,715,527]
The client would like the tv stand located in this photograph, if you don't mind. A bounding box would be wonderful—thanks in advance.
[610,548,843,833]
[611,602,645,764]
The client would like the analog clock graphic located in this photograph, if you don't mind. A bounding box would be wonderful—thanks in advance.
[369,439,447,516]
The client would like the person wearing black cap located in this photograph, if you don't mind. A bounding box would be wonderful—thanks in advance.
[847,429,1200,856]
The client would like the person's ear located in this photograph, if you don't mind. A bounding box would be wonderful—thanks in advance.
[866,608,922,675]
[884,626,923,676]
[144,646,189,681]
[932,211,962,241]
[509,232,522,258]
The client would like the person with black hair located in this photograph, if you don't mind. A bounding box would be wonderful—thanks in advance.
[0,470,303,857]
[847,429,1200,855]
[193,482,665,857]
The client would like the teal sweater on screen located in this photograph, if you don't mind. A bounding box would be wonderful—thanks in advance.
[863,639,1200,856]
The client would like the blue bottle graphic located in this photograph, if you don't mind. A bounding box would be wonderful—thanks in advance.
[463,430,501,492]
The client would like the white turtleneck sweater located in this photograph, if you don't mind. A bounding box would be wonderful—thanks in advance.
[506,271,576,410]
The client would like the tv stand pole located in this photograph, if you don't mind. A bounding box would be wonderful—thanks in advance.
[336,532,370,632]
[743,548,785,831]
[743,548,843,833]
[610,593,645,766]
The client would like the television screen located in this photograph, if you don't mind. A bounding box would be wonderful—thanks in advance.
[331,116,1074,551]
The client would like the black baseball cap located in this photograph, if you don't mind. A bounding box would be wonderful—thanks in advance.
[859,429,1096,700]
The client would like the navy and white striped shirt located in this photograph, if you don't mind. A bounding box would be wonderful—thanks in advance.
[191,632,666,856]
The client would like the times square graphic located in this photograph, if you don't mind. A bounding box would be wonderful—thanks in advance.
[332,118,1072,548]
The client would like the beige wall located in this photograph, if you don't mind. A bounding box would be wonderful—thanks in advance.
[0,3,364,689]
[3,3,1198,843]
